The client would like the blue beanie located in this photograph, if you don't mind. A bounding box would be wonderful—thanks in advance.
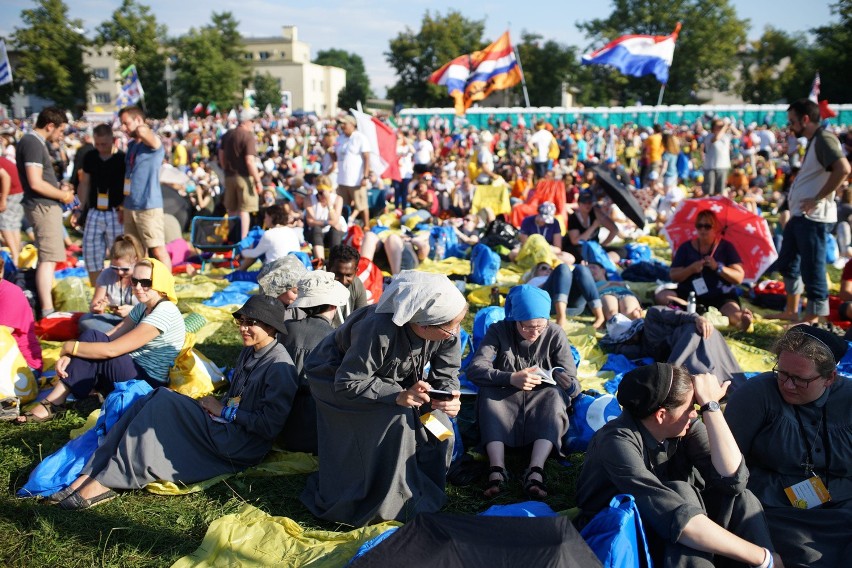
[504,285,552,322]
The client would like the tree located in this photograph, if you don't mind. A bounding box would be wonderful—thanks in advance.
[252,72,281,112]
[513,32,583,107]
[11,0,90,112]
[737,27,813,104]
[577,0,748,105]
[810,0,852,102]
[96,0,169,117]
[386,10,486,107]
[171,12,248,113]
[314,49,372,111]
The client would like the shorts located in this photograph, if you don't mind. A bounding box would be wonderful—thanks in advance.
[224,175,259,213]
[337,184,368,212]
[23,201,65,262]
[401,242,420,271]
[0,192,24,231]
[694,291,741,312]
[123,208,165,249]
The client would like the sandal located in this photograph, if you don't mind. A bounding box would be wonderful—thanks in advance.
[523,466,548,500]
[57,489,117,510]
[15,400,65,425]
[483,466,509,498]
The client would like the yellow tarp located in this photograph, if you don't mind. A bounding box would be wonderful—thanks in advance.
[171,504,400,568]
[470,183,511,217]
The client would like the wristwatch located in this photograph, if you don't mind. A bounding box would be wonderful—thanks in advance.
[699,400,721,414]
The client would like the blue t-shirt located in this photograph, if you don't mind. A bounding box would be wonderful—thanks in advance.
[672,239,742,300]
[124,140,165,210]
[520,215,561,245]
[662,152,678,181]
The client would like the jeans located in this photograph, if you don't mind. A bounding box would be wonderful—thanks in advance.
[393,177,411,210]
[540,264,602,316]
[775,215,829,316]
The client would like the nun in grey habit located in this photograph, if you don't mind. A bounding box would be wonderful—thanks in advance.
[467,285,581,499]
[51,295,299,510]
[300,271,468,527]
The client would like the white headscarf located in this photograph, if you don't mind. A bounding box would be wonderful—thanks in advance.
[376,270,467,326]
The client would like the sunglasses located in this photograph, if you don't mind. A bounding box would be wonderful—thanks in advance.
[695,223,714,230]
[233,317,260,327]
[131,277,153,289]
[110,266,132,273]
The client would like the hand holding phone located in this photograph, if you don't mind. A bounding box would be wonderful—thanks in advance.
[427,389,455,402]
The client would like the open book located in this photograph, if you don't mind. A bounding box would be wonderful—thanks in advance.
[530,367,567,385]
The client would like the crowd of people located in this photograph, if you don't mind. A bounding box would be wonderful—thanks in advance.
[0,98,850,567]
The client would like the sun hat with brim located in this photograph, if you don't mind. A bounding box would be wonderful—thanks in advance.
[291,270,350,309]
[604,313,644,343]
[233,295,288,336]
[337,115,356,127]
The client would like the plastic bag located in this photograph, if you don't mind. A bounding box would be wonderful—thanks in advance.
[52,277,91,313]
[0,326,38,403]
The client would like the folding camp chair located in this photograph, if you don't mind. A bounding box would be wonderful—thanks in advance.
[189,215,242,272]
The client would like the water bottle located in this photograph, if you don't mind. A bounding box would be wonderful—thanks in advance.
[490,286,501,306]
[686,291,696,314]
[434,232,446,260]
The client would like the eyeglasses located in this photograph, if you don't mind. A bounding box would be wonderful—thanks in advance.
[435,325,458,339]
[518,323,547,333]
[110,266,132,273]
[695,223,714,230]
[772,365,824,388]
[233,317,260,328]
[131,277,153,289]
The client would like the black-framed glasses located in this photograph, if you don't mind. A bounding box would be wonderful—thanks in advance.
[695,223,714,230]
[233,317,260,328]
[772,365,824,388]
[131,277,153,289]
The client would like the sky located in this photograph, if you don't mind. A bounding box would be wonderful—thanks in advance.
[0,0,836,97]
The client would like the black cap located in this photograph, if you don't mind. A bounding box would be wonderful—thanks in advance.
[578,190,594,203]
[233,295,288,336]
[616,362,674,418]
[789,324,848,363]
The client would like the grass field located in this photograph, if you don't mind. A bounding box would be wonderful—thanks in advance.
[0,258,842,567]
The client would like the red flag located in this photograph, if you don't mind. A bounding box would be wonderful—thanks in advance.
[351,110,401,182]
[819,99,837,119]
[193,103,203,115]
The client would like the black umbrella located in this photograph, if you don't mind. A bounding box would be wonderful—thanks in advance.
[592,165,645,230]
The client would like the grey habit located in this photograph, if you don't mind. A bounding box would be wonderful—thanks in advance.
[726,374,852,568]
[603,306,743,383]
[300,304,461,527]
[467,320,579,453]
[279,314,336,454]
[81,341,298,488]
[577,412,773,567]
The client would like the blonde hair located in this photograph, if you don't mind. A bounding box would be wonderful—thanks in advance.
[111,234,143,262]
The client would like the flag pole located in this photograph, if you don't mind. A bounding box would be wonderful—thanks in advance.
[507,25,530,108]
[653,84,666,123]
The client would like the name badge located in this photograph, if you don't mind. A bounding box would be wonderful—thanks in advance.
[123,178,131,196]
[96,191,109,211]
[420,411,453,441]
[692,277,709,295]
[784,476,831,509]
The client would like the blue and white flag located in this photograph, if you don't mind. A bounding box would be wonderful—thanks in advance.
[0,40,12,86]
[115,64,144,108]
[582,23,681,85]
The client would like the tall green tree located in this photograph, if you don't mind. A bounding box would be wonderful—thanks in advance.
[737,27,812,104]
[96,0,169,117]
[171,12,248,112]
[11,0,90,112]
[314,49,372,111]
[386,10,486,107]
[577,0,748,105]
[252,72,281,111]
[513,32,583,107]
[810,0,852,103]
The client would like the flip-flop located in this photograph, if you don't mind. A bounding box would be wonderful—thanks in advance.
[57,489,117,510]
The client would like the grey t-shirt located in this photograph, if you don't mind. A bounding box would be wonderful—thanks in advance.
[17,132,60,207]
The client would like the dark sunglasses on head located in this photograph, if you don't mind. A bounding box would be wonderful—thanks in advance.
[131,277,153,288]
[233,316,260,327]
[695,223,714,230]
[110,265,132,273]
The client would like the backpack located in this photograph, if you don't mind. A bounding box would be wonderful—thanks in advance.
[481,217,520,251]
[469,243,501,285]
[580,494,653,568]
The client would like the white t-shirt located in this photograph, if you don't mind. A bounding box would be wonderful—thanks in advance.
[529,129,554,163]
[336,130,370,187]
[703,133,732,170]
[397,142,414,178]
[413,139,434,165]
[241,226,302,261]
[309,193,347,233]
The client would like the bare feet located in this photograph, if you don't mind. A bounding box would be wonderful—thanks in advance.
[739,309,754,331]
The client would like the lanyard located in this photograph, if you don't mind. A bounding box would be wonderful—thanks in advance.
[793,402,831,488]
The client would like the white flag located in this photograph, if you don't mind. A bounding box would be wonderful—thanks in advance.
[0,40,12,86]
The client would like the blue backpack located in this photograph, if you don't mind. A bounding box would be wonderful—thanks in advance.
[580,494,653,568]
[469,243,501,285]
[565,392,622,452]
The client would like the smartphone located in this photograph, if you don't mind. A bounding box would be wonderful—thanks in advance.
[427,389,455,402]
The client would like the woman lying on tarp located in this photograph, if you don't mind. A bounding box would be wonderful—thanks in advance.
[46,295,299,510]
[576,363,784,567]
[16,258,185,423]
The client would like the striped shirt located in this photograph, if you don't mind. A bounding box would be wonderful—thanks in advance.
[129,301,185,382]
